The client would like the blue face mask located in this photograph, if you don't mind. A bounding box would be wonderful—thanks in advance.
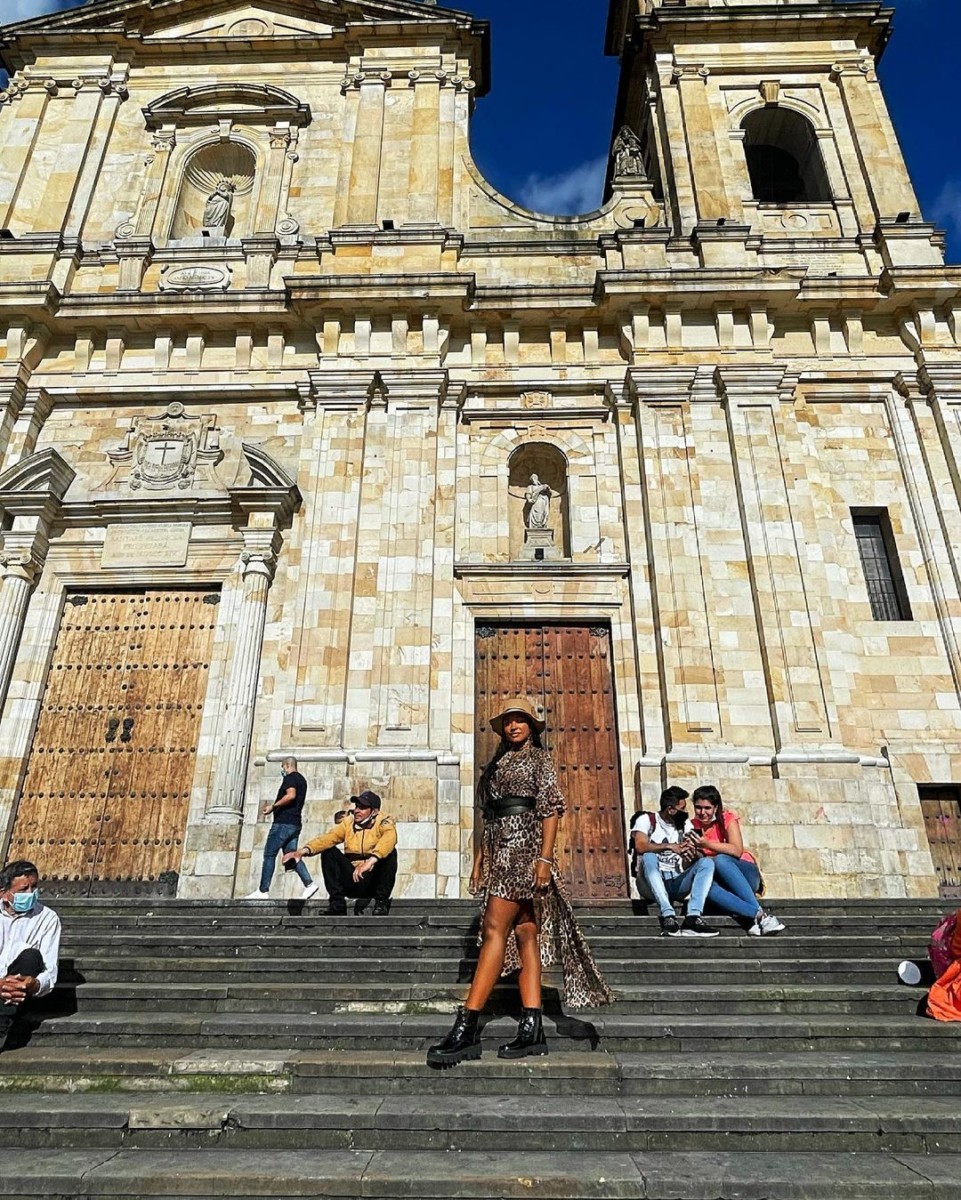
[11,890,38,914]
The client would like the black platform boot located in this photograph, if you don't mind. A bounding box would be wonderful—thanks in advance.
[426,1006,482,1069]
[497,1007,548,1059]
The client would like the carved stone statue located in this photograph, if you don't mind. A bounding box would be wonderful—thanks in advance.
[612,126,644,178]
[524,474,553,530]
[202,179,236,229]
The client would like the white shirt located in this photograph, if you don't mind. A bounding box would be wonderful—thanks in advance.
[0,901,61,999]
[631,812,694,876]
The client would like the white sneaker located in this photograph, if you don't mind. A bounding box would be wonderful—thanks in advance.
[301,883,320,901]
[759,912,786,935]
[243,890,271,900]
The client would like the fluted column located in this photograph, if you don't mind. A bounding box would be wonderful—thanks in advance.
[0,548,41,707]
[205,535,280,821]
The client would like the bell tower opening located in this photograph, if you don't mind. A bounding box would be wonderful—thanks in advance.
[741,108,831,205]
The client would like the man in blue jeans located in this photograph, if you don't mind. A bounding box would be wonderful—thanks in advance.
[244,757,319,901]
[630,786,719,937]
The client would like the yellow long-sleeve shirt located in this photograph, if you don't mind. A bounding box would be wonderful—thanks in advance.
[304,813,397,862]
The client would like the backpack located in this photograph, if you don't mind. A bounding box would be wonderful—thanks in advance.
[628,811,657,877]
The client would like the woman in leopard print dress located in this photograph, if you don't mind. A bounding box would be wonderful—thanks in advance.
[427,699,613,1068]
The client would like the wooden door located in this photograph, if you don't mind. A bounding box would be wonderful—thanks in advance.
[8,589,218,895]
[919,786,961,898]
[474,623,628,899]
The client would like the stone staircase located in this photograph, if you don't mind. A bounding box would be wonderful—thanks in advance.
[1,897,959,1198]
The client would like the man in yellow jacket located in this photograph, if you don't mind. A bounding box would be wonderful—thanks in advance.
[283,791,398,916]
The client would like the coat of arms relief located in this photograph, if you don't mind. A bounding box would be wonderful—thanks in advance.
[106,402,224,491]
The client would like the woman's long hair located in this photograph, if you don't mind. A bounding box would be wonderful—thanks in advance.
[691,784,726,841]
[480,723,543,801]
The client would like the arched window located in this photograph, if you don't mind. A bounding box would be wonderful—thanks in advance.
[741,109,831,205]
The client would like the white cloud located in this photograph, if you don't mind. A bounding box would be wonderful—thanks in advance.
[517,154,608,217]
[932,180,961,243]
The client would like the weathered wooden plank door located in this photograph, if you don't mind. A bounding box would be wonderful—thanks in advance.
[919,786,961,899]
[8,589,217,895]
[475,623,627,899]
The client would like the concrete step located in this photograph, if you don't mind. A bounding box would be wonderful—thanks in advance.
[2,1147,959,1199]
[17,1009,958,1053]
[2,1047,959,1099]
[0,1090,959,1153]
[54,954,921,986]
[34,980,927,1017]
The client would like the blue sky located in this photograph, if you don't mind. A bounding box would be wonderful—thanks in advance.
[3,0,959,260]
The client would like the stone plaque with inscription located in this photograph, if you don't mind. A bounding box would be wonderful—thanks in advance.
[102,523,191,568]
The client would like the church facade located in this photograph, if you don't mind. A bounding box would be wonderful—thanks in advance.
[0,0,959,902]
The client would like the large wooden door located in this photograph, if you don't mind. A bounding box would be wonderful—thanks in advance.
[475,623,628,899]
[8,589,218,895]
[919,786,961,899]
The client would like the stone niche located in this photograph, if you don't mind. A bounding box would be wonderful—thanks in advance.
[508,442,570,561]
[171,141,257,240]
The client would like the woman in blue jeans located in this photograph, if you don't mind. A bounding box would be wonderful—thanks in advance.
[689,785,786,937]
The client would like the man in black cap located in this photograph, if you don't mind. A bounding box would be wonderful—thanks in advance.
[283,791,398,916]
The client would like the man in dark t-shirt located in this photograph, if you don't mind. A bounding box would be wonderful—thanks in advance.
[244,757,319,901]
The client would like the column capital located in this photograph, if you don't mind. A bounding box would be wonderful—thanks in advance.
[714,366,790,405]
[625,366,698,406]
[919,362,961,400]
[0,542,45,585]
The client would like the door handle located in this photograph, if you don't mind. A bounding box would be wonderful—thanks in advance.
[105,718,120,743]
[120,717,135,744]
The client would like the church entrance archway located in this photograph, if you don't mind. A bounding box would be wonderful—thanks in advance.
[474,622,628,899]
[7,588,218,896]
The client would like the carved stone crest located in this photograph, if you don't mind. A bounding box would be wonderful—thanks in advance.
[107,402,223,492]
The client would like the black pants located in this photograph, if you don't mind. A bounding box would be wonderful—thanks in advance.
[320,848,397,908]
[1,948,45,1049]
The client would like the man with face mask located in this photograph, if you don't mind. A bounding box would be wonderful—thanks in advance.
[284,790,398,916]
[0,860,61,1050]
[630,787,719,938]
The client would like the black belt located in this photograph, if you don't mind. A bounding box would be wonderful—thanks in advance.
[485,794,536,818]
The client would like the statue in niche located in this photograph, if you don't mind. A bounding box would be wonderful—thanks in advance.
[612,126,644,178]
[202,179,236,230]
[513,473,563,532]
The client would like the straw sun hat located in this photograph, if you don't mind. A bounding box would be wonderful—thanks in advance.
[489,697,547,737]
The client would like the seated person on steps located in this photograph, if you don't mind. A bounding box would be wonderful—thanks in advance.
[690,785,786,937]
[0,860,61,1051]
[630,787,719,938]
[284,790,398,916]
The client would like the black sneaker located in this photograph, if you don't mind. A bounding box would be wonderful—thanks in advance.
[326,901,348,917]
[659,915,681,937]
[680,915,719,938]
[372,901,391,916]
[353,898,370,916]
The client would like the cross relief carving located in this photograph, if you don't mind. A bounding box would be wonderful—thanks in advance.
[106,402,224,492]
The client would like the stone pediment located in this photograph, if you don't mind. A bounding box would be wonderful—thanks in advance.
[1,0,470,40]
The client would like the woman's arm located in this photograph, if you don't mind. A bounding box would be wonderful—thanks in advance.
[697,815,744,858]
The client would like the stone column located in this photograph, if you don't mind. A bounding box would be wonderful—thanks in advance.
[673,65,735,223]
[0,548,42,708]
[717,367,836,753]
[342,71,391,226]
[205,532,280,821]
[632,367,723,745]
[830,59,918,221]
[0,447,74,710]
[407,71,442,224]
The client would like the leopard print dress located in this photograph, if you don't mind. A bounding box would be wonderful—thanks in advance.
[477,742,614,1009]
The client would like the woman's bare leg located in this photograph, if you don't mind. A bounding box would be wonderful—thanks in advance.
[514,902,542,1009]
[464,895,523,1011]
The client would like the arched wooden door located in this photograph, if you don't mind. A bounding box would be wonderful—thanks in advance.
[474,623,628,899]
[7,589,218,896]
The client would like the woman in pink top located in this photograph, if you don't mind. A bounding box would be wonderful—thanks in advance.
[690,785,786,937]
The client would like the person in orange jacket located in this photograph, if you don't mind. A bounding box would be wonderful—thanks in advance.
[927,910,961,1023]
[284,791,397,916]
